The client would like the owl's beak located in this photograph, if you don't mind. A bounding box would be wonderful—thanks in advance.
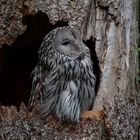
[74,45,81,54]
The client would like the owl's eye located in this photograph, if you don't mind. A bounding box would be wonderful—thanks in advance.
[62,39,70,45]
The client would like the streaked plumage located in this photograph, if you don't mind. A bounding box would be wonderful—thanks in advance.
[29,26,96,122]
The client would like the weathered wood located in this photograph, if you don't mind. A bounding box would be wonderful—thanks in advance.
[0,0,139,139]
[93,0,139,138]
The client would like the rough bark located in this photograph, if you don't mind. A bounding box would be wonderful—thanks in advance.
[0,0,26,48]
[0,0,139,139]
[0,103,107,140]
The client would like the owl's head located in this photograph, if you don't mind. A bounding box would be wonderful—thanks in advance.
[51,26,89,58]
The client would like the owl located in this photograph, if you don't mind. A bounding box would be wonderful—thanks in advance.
[28,26,96,122]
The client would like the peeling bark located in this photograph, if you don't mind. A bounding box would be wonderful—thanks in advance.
[0,0,139,139]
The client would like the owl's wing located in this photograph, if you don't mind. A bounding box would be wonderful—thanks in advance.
[28,64,48,110]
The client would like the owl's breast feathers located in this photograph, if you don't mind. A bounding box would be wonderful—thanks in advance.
[40,53,96,122]
[29,26,96,122]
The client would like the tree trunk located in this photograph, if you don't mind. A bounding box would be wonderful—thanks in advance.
[0,0,139,139]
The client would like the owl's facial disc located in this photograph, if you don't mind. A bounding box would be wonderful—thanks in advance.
[52,28,83,58]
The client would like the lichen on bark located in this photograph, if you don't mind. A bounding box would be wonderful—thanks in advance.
[24,0,90,28]
[104,95,139,139]
[0,0,26,48]
[0,103,106,140]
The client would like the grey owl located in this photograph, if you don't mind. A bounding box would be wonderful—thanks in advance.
[29,26,96,122]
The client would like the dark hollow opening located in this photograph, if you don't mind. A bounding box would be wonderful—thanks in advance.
[84,38,100,94]
[0,11,100,108]
[0,12,68,107]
